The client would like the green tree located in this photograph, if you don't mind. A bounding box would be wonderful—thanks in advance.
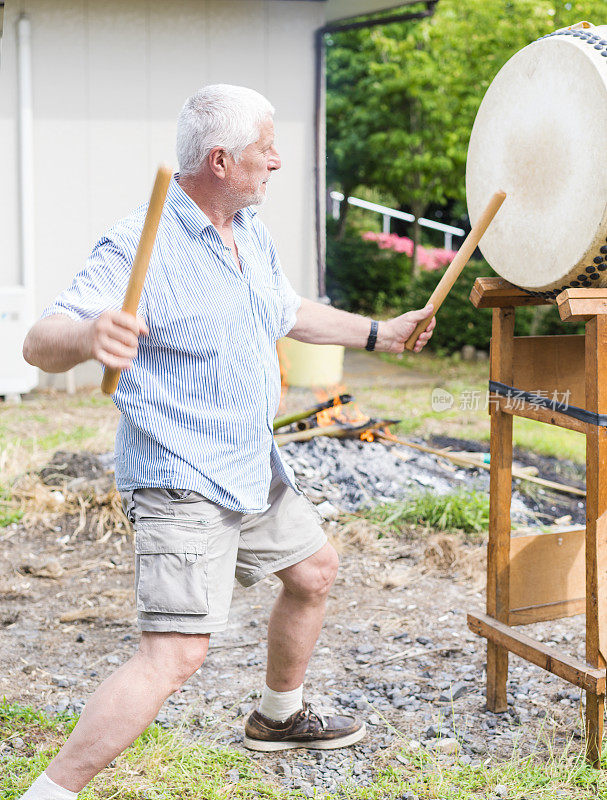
[326,0,606,271]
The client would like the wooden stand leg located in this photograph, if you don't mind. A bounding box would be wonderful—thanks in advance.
[585,316,607,766]
[486,307,515,712]
[586,693,605,767]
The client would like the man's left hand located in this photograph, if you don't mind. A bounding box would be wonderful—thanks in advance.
[377,304,436,354]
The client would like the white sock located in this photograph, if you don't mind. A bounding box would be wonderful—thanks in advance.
[20,772,78,799]
[258,684,303,722]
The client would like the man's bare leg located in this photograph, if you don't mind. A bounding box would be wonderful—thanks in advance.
[44,631,209,793]
[265,542,339,691]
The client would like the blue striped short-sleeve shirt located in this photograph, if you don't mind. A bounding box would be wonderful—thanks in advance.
[42,176,302,513]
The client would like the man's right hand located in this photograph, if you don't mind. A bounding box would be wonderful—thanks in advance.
[85,311,149,370]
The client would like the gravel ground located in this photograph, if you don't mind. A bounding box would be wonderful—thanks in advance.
[0,502,591,797]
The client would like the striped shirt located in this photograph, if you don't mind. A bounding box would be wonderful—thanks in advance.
[42,176,301,513]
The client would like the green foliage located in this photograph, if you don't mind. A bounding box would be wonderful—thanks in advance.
[326,0,607,264]
[326,219,585,354]
[405,260,498,353]
[0,486,22,528]
[326,219,411,315]
[366,488,490,534]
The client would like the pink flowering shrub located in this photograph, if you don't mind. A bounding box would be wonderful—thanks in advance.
[362,231,456,271]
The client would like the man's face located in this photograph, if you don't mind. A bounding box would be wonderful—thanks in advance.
[227,116,281,207]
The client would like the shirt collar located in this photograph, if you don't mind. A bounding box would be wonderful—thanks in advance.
[168,174,257,240]
[167,174,215,238]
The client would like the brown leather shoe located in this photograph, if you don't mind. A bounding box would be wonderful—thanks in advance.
[243,701,366,751]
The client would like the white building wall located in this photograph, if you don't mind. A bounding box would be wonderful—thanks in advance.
[0,0,324,387]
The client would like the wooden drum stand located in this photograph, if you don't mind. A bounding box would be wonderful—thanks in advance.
[467,277,607,766]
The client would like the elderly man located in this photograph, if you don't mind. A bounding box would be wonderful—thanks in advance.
[21,84,435,799]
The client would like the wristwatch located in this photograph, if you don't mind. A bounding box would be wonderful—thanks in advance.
[365,320,379,352]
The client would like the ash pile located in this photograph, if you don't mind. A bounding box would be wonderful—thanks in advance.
[276,396,586,527]
[281,435,528,518]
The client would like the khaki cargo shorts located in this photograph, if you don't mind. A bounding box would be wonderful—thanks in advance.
[121,471,327,634]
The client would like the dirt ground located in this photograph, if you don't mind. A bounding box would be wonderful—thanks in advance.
[0,353,594,794]
[0,495,591,793]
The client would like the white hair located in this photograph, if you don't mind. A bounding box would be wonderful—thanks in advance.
[176,84,275,176]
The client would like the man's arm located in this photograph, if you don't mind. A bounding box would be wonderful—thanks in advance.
[23,311,148,373]
[288,298,435,354]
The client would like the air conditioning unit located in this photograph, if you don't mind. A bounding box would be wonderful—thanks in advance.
[0,286,37,395]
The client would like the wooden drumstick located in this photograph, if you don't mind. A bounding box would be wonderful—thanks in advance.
[101,164,173,395]
[404,190,507,351]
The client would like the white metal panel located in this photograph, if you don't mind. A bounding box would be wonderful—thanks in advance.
[205,1,267,89]
[264,0,323,302]
[0,3,20,288]
[0,0,323,387]
[27,0,89,316]
[325,0,407,23]
[86,1,150,234]
[0,288,38,394]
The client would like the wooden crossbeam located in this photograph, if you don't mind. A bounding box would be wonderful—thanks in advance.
[558,289,607,323]
[494,395,587,434]
[467,612,606,695]
[470,277,548,308]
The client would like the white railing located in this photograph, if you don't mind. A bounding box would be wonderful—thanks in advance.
[330,191,465,250]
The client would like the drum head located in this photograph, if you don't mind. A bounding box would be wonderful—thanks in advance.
[466,25,607,295]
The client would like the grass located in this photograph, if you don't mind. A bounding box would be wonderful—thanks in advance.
[364,489,490,536]
[0,390,118,482]
[0,486,23,528]
[341,740,607,799]
[0,701,293,800]
[353,352,586,465]
[4,702,607,799]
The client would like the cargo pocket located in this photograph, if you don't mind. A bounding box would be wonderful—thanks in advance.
[135,521,209,614]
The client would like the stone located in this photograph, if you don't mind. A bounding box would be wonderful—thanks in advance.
[430,737,459,755]
[276,761,292,778]
[52,675,75,688]
[439,682,468,702]
[316,500,340,520]
[461,344,476,361]
[405,739,422,752]
[227,768,240,783]
[55,698,70,714]
[106,654,121,665]
[494,785,509,797]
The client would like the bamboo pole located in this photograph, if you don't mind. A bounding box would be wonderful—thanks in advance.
[377,432,586,497]
[101,165,172,395]
[273,394,353,431]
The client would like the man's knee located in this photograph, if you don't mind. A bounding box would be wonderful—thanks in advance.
[138,631,210,691]
[278,543,339,601]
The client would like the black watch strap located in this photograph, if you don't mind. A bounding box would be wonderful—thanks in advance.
[365,319,379,351]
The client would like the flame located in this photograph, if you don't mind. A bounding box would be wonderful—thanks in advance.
[360,429,375,442]
[314,386,370,428]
